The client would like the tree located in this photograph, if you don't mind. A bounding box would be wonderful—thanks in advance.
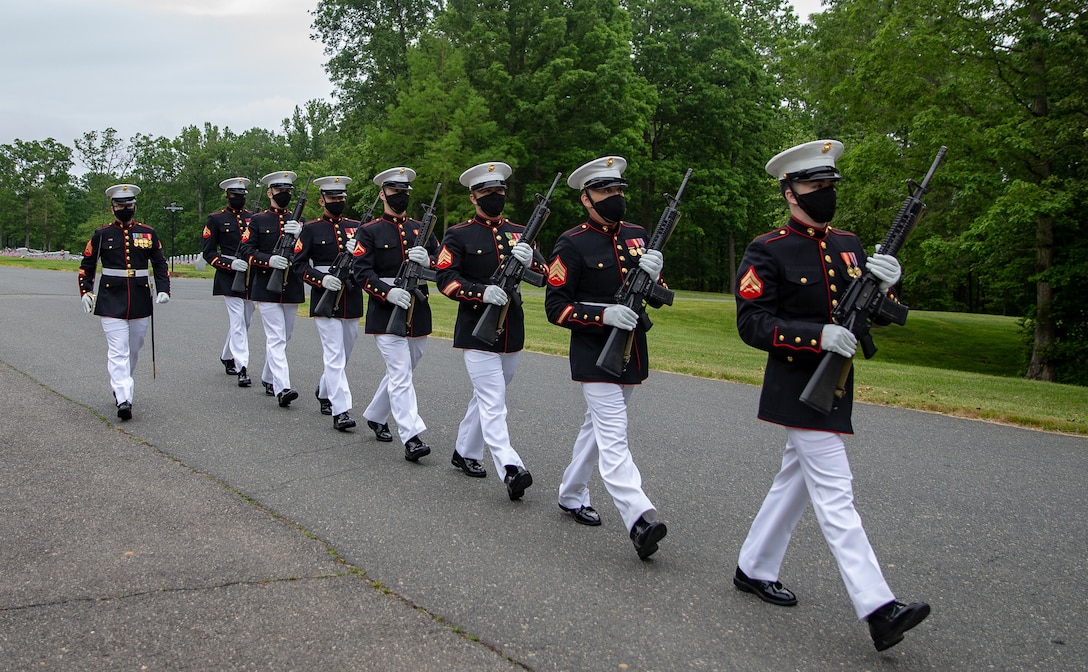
[798,0,1088,382]
[311,0,443,130]
[627,0,779,291]
[0,139,73,250]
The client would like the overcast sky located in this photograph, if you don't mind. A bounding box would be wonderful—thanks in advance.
[2,0,825,156]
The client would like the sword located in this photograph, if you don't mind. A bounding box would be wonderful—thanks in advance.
[150,280,157,379]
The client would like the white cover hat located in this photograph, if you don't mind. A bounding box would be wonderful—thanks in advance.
[567,156,628,190]
[459,162,512,190]
[765,140,844,182]
[105,184,140,202]
[261,171,298,188]
[373,167,417,190]
[314,176,352,194]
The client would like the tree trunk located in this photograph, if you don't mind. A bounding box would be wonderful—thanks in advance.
[1024,2,1056,382]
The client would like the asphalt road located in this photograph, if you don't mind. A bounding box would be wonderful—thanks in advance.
[1,266,1086,670]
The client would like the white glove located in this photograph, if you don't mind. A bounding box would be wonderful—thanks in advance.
[482,285,508,306]
[821,324,857,358]
[322,274,343,291]
[602,304,638,331]
[639,249,663,278]
[387,287,412,309]
[155,292,170,304]
[268,255,289,270]
[511,242,533,265]
[81,293,95,313]
[867,253,901,292]
[230,258,248,272]
[407,246,430,265]
[344,239,357,254]
[283,220,302,236]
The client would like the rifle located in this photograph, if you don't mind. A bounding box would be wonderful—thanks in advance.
[230,177,261,294]
[800,146,947,414]
[266,173,313,292]
[312,194,381,318]
[385,183,442,337]
[471,172,563,345]
[595,168,692,377]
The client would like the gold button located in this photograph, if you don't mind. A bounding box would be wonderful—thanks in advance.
[598,263,604,268]
[795,337,802,344]
[621,268,628,273]
[828,270,835,277]
[821,242,827,249]
[832,299,839,307]
[800,277,807,283]
[778,335,785,341]
[619,256,625,261]
[810,339,817,346]
[477,249,482,254]
[830,284,837,292]
[787,356,794,362]
[825,255,832,263]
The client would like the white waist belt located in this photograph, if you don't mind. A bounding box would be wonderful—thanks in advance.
[315,265,331,273]
[102,268,149,278]
[380,277,425,287]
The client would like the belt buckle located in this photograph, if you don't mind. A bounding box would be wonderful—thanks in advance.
[126,269,135,277]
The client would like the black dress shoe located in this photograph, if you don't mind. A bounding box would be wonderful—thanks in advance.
[263,381,274,396]
[867,600,931,651]
[733,566,798,606]
[116,401,132,421]
[277,388,299,407]
[367,420,393,442]
[237,366,251,387]
[630,516,667,559]
[559,503,602,526]
[503,466,532,500]
[404,435,431,461]
[333,412,356,431]
[315,387,332,415]
[451,451,487,477]
[221,358,238,375]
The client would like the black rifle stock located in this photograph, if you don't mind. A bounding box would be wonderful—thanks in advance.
[266,173,313,293]
[471,172,563,345]
[800,146,947,414]
[312,195,381,317]
[230,177,262,294]
[595,168,692,377]
[385,183,442,336]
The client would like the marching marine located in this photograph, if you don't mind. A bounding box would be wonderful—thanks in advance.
[201,177,255,387]
[544,156,669,559]
[436,161,544,500]
[732,139,930,651]
[78,184,170,421]
[355,167,440,462]
[292,175,364,431]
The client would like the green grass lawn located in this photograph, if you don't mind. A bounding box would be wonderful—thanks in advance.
[7,257,1085,435]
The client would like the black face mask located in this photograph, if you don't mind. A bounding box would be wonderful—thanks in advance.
[475,192,506,218]
[385,191,410,215]
[590,193,626,223]
[272,191,292,208]
[793,184,837,224]
[325,201,346,216]
[227,195,247,210]
[115,207,135,223]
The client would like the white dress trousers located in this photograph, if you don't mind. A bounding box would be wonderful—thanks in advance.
[558,382,655,532]
[101,316,148,405]
[219,296,254,368]
[256,302,296,394]
[454,349,524,473]
[363,334,427,442]
[737,428,896,619]
[315,316,359,415]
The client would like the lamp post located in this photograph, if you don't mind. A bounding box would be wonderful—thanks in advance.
[164,201,183,274]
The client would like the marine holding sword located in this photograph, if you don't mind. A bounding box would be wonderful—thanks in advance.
[78,183,170,421]
[436,161,551,501]
[732,139,930,651]
[292,175,365,432]
[355,167,441,462]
